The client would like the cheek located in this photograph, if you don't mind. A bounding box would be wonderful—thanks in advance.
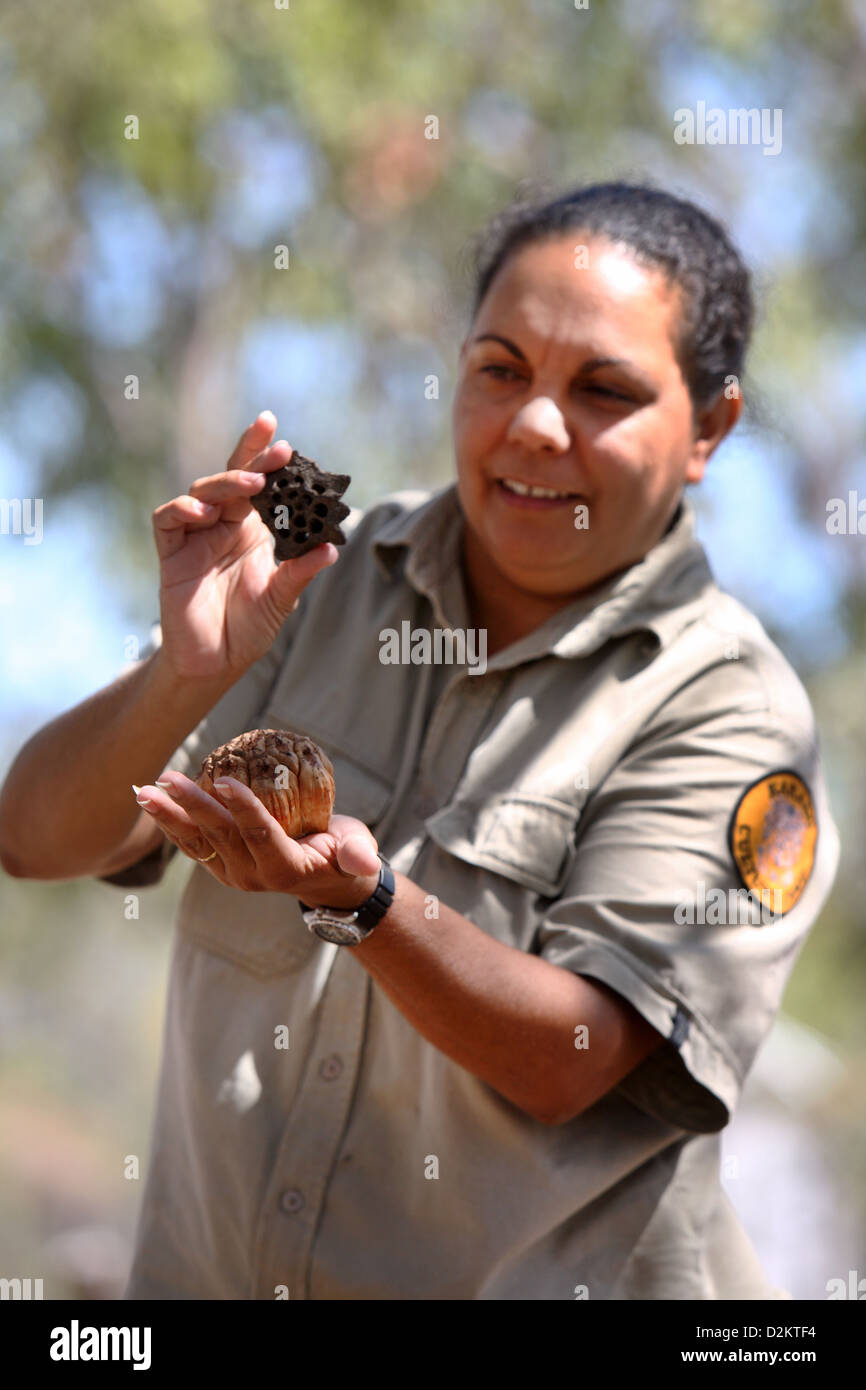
[587,404,687,492]
[451,385,473,447]
[453,384,500,460]
[583,419,657,491]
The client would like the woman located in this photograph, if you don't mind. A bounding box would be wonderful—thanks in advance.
[0,181,839,1300]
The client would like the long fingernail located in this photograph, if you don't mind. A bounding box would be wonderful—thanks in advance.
[155,780,172,788]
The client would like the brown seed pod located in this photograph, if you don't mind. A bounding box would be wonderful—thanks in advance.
[196,729,335,838]
[249,450,351,561]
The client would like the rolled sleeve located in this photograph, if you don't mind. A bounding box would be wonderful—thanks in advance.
[535,696,840,1134]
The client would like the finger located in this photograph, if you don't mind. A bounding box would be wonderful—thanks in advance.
[152,495,225,561]
[208,776,306,877]
[179,470,268,529]
[133,791,217,864]
[187,470,267,504]
[187,440,295,507]
[135,774,255,869]
[225,412,278,472]
[183,442,297,535]
[240,438,296,476]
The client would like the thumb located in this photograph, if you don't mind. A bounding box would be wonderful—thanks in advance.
[266,542,339,617]
[334,826,381,879]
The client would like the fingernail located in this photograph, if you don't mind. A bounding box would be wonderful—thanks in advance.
[131,784,141,795]
[136,795,152,808]
[213,779,234,798]
[155,780,172,788]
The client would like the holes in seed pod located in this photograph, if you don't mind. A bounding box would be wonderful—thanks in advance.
[293,530,308,542]
[310,519,323,532]
[312,483,326,493]
[277,478,288,488]
[313,502,328,517]
[286,487,299,499]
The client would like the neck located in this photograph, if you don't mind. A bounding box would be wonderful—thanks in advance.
[460,540,589,657]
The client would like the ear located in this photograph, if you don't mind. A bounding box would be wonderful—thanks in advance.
[685,388,743,484]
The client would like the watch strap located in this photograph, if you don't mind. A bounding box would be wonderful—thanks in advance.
[298,854,394,927]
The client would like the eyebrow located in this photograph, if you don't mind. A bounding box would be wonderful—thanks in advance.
[471,334,653,387]
[472,333,529,361]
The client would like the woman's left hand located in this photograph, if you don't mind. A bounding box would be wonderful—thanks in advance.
[133,770,381,907]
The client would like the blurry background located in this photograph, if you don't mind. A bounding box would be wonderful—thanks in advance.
[0,0,864,1299]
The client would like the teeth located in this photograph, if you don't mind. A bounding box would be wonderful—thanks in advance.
[502,478,573,499]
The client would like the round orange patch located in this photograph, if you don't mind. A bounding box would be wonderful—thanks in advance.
[729,771,817,915]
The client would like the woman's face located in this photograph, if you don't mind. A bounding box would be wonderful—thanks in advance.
[452,234,739,604]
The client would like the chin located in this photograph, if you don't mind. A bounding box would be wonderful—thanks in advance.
[509,543,606,592]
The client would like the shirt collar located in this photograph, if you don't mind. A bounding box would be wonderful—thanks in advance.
[371,481,715,667]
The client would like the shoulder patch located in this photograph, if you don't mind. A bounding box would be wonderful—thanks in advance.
[728,770,817,915]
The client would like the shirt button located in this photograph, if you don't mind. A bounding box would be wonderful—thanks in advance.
[319,1054,343,1081]
[279,1188,304,1214]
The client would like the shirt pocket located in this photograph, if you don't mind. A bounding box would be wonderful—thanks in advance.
[175,870,319,979]
[424,793,578,899]
[173,716,395,980]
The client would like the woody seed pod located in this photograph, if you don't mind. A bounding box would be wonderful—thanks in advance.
[196,729,335,838]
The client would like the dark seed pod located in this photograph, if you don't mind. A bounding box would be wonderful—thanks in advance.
[250,450,351,560]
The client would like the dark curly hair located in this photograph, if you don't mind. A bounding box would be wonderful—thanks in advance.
[467,180,754,414]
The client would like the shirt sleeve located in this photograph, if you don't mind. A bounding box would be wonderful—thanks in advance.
[534,662,840,1134]
[98,506,367,889]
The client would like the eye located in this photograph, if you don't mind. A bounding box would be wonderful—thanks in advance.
[583,383,635,403]
[480,364,522,382]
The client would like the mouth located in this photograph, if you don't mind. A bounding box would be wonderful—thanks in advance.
[495,476,583,509]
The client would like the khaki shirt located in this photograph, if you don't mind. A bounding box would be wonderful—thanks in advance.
[103,482,839,1300]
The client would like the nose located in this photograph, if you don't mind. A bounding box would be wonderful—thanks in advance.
[505,395,570,453]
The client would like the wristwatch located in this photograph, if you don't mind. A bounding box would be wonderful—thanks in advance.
[298,854,395,946]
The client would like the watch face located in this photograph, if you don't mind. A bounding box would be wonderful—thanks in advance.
[313,918,363,946]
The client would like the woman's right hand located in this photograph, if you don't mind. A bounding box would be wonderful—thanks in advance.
[153,412,340,683]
